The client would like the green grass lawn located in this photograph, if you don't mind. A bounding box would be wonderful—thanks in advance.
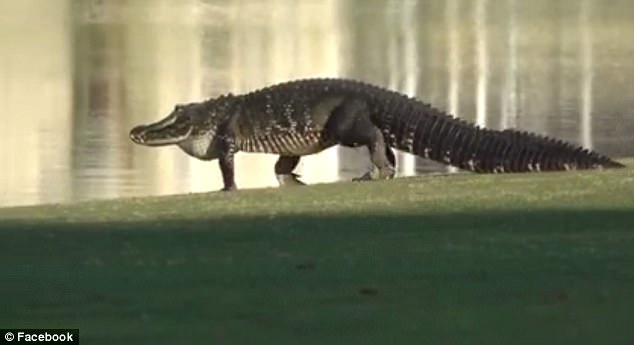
[1,162,634,344]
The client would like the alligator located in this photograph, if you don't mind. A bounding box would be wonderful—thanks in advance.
[129,78,624,191]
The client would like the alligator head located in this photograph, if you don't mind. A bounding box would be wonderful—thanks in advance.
[130,95,238,147]
[129,104,200,146]
[129,95,238,160]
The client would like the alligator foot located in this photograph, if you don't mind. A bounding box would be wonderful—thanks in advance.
[276,173,306,186]
[352,172,374,182]
[352,166,395,182]
[380,166,396,180]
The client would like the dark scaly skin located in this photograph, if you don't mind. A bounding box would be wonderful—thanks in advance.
[129,78,625,191]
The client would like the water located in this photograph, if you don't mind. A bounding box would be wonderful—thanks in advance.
[1,0,633,207]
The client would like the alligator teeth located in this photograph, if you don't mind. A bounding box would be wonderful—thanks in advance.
[143,126,193,146]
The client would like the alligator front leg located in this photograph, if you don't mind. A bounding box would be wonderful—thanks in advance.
[275,155,305,186]
[217,135,238,191]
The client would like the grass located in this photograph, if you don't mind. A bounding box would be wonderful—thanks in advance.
[1,161,634,344]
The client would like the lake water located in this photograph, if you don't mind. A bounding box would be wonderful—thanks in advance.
[1,0,633,207]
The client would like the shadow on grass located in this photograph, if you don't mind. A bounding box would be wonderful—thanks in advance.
[1,208,633,233]
[1,209,633,345]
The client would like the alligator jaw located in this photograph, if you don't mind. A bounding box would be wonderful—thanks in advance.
[129,124,193,146]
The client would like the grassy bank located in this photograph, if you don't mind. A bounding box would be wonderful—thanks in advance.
[1,163,634,344]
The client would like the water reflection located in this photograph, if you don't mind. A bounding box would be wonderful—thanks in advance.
[0,0,73,206]
[579,0,593,149]
[500,0,518,130]
[1,0,633,207]
[474,0,488,127]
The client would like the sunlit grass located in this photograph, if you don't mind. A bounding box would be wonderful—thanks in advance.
[3,159,634,222]
[1,160,633,344]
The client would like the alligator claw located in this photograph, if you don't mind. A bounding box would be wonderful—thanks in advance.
[353,166,394,182]
[276,173,306,186]
[219,185,237,192]
[352,172,374,182]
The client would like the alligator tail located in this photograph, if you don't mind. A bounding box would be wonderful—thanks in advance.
[382,100,624,172]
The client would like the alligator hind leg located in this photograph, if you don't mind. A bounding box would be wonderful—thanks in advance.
[352,132,396,181]
[385,146,396,167]
[275,155,305,186]
[361,145,396,181]
[325,99,395,181]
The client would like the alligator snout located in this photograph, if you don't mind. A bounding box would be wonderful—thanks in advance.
[129,125,147,144]
[129,122,194,146]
